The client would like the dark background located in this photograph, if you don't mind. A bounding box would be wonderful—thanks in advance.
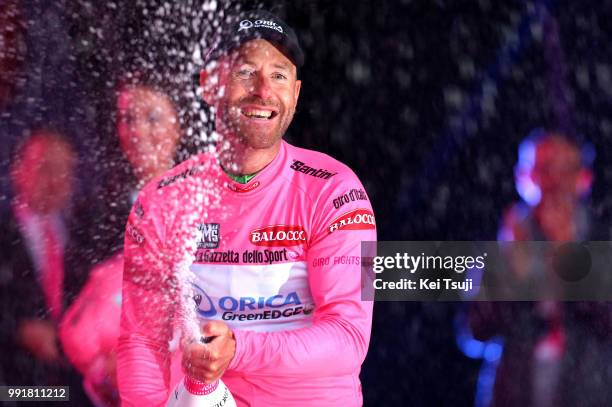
[4,0,612,405]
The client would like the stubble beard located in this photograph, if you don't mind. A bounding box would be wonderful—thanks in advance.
[217,100,294,151]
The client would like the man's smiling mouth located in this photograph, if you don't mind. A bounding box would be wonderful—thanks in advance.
[241,108,278,120]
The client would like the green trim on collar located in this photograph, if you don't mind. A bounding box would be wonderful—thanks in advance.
[225,170,259,184]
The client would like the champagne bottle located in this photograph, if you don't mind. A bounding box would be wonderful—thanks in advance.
[166,375,236,407]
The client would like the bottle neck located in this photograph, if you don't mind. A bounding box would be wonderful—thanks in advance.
[184,376,219,396]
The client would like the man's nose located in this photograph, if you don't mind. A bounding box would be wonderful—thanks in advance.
[251,73,272,100]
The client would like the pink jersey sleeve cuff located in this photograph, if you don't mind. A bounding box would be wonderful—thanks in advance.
[227,328,243,371]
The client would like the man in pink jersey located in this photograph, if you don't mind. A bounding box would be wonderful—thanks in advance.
[117,9,376,406]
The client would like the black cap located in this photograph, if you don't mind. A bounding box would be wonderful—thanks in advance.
[205,10,304,68]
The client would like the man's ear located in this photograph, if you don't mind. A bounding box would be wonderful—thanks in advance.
[200,67,220,106]
[293,79,301,110]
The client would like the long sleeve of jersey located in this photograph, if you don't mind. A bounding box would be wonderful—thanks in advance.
[228,196,375,377]
[117,197,177,407]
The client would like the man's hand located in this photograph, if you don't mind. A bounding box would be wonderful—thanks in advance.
[182,321,236,384]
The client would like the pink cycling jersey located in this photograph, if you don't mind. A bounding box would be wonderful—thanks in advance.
[117,140,376,406]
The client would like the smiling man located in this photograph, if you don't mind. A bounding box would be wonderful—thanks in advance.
[117,10,376,407]
[210,36,301,178]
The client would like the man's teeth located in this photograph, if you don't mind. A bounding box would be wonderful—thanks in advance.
[242,109,273,119]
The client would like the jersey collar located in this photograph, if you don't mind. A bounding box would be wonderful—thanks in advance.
[222,140,287,195]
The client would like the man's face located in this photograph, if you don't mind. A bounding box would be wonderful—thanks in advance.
[11,133,76,214]
[531,138,582,200]
[212,39,301,150]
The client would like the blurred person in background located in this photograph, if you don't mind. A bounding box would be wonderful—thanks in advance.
[1,0,100,223]
[116,77,182,189]
[0,130,92,404]
[59,76,182,407]
[0,0,26,208]
[499,131,594,242]
[93,72,185,256]
[0,0,25,112]
[470,129,612,407]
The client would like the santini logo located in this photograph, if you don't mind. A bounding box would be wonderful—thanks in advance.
[290,160,337,180]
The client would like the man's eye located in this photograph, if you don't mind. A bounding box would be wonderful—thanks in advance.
[235,69,254,79]
[272,73,287,80]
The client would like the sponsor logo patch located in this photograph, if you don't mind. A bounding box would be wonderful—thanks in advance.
[197,223,220,249]
[243,248,290,264]
[332,188,369,209]
[238,19,284,33]
[193,248,295,264]
[328,208,376,233]
[312,256,362,267]
[250,225,307,247]
[157,166,202,189]
[192,284,314,321]
[290,160,337,180]
[194,249,240,264]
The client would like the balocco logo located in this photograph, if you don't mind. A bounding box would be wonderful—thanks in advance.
[328,208,376,233]
[250,225,307,247]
